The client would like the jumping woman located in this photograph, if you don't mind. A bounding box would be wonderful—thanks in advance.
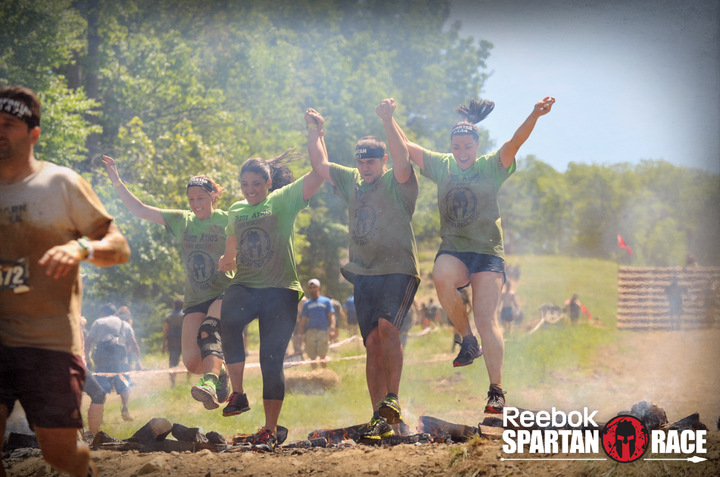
[102,156,231,410]
[388,97,555,414]
[217,149,323,452]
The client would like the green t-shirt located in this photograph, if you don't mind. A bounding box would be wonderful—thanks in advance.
[161,209,233,310]
[225,177,308,294]
[420,149,514,258]
[329,163,420,282]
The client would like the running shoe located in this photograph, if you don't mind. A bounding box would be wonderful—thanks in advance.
[222,392,250,417]
[378,395,402,424]
[251,428,277,452]
[453,335,483,367]
[121,406,134,422]
[216,367,231,404]
[359,417,395,442]
[191,377,220,410]
[484,385,506,414]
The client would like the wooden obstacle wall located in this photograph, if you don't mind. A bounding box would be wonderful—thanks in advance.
[616,267,720,330]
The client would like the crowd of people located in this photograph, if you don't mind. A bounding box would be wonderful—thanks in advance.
[0,83,554,475]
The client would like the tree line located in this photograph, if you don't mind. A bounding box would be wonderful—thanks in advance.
[2,0,717,343]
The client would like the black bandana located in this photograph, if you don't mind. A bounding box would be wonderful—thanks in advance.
[0,97,39,129]
[451,124,479,139]
[355,147,386,159]
[187,177,215,194]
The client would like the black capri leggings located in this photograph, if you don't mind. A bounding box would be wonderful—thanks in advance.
[221,284,299,401]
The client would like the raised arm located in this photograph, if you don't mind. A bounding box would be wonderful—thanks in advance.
[376,98,412,183]
[102,155,164,224]
[305,109,334,186]
[391,116,426,170]
[499,97,555,169]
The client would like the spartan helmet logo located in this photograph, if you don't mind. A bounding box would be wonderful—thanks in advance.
[445,187,478,224]
[615,421,636,459]
[601,415,649,463]
[239,227,272,262]
[354,206,376,239]
[187,251,215,284]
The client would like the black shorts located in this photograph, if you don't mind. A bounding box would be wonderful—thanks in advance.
[0,344,85,429]
[501,306,514,322]
[184,294,224,315]
[354,274,419,344]
[168,347,182,368]
[435,251,506,289]
[83,372,107,405]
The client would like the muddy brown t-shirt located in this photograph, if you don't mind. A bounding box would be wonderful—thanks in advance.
[329,164,419,282]
[0,162,113,355]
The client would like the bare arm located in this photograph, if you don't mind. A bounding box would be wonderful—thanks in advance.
[499,97,555,169]
[377,99,412,183]
[304,109,334,186]
[102,155,164,224]
[218,235,237,272]
[39,221,131,279]
[328,312,336,330]
[392,117,426,170]
[302,171,325,202]
[84,335,95,369]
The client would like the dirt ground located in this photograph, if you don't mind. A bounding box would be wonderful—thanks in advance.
[4,329,720,476]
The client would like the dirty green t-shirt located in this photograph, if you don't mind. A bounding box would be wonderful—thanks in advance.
[225,178,308,294]
[329,164,420,282]
[161,209,232,310]
[420,149,514,259]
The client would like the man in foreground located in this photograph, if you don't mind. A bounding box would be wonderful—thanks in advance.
[0,85,131,477]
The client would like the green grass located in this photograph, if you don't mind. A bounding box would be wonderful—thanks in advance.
[96,254,621,442]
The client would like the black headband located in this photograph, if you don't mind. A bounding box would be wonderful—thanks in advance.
[451,124,479,139]
[0,97,39,129]
[187,177,215,194]
[355,147,386,159]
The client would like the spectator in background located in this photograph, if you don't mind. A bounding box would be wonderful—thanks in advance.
[117,305,138,368]
[344,293,358,337]
[664,274,688,330]
[298,279,336,369]
[85,303,142,422]
[423,298,439,328]
[498,281,521,335]
[563,294,591,325]
[163,299,185,387]
[328,296,345,343]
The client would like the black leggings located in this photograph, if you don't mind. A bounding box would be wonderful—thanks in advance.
[221,284,299,401]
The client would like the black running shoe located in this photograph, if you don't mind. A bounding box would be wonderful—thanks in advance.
[359,417,395,442]
[251,428,277,452]
[276,425,289,445]
[484,385,506,414]
[453,335,483,367]
[222,392,250,417]
[216,368,231,404]
[191,377,220,410]
[378,395,402,424]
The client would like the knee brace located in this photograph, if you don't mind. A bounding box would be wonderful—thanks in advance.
[197,316,224,360]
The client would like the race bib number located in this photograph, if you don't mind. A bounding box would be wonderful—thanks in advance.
[1,257,30,294]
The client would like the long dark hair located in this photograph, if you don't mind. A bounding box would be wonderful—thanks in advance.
[240,149,301,191]
[451,99,495,141]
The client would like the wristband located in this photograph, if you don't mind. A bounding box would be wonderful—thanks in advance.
[307,123,318,130]
[112,179,123,187]
[318,131,324,137]
[76,237,94,261]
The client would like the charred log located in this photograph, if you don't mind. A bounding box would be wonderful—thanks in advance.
[419,416,478,442]
[667,413,708,431]
[172,423,208,443]
[127,418,172,443]
[3,433,38,452]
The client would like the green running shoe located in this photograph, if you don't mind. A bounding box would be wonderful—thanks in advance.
[359,417,395,442]
[378,395,402,424]
[191,377,219,410]
[216,367,230,404]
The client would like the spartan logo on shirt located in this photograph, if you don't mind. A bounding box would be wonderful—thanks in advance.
[445,187,480,228]
[353,205,377,245]
[187,250,215,284]
[239,227,272,265]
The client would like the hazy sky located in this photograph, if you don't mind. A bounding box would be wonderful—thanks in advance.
[447,0,720,173]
